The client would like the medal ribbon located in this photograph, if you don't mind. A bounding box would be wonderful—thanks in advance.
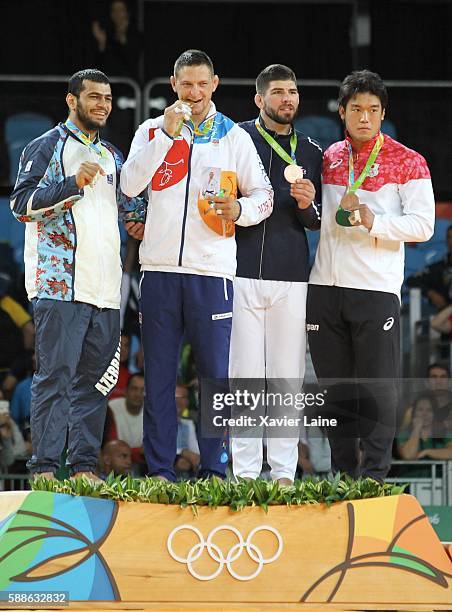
[255,118,297,165]
[347,132,384,193]
[190,115,215,136]
[65,119,108,158]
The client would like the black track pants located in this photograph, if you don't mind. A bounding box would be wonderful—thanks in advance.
[306,285,400,481]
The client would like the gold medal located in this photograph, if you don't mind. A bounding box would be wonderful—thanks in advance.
[340,192,359,210]
[284,164,304,184]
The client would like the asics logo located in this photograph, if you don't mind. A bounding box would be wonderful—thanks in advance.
[329,159,343,169]
[167,524,283,581]
[383,317,395,331]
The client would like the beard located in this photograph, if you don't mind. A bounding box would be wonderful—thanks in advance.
[263,103,298,125]
[75,101,107,132]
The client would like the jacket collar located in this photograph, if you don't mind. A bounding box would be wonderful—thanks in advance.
[257,114,292,137]
[345,131,381,156]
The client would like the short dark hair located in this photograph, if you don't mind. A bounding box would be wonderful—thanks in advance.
[127,372,144,388]
[338,69,388,111]
[427,362,450,377]
[174,49,214,77]
[256,64,297,94]
[68,69,110,97]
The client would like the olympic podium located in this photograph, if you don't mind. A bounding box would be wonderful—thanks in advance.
[0,491,451,610]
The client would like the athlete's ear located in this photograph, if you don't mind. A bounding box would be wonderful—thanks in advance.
[338,105,345,122]
[170,75,177,93]
[382,108,386,120]
[212,74,219,93]
[254,93,263,110]
[66,93,77,112]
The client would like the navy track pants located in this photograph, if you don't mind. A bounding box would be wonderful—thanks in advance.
[140,271,232,480]
[28,299,120,476]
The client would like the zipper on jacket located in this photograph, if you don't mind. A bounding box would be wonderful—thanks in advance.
[95,167,106,303]
[258,145,273,279]
[178,130,194,266]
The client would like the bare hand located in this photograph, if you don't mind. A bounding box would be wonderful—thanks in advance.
[290,178,316,210]
[125,221,145,240]
[163,100,192,137]
[347,201,375,231]
[417,449,430,459]
[92,21,107,51]
[75,162,105,189]
[208,195,241,221]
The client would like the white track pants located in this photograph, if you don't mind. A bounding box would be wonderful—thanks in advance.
[229,278,307,481]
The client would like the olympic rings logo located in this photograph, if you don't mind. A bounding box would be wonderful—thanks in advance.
[167,524,283,581]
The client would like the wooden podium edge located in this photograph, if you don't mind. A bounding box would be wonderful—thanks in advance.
[0,492,451,609]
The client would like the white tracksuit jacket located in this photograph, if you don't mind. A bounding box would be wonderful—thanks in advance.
[120,103,274,279]
[310,133,435,299]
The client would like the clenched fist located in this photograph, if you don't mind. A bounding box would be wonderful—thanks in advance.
[207,194,241,221]
[75,162,105,189]
[163,100,192,137]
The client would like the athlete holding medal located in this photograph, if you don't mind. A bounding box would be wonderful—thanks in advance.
[121,50,273,481]
[230,64,322,485]
[307,70,435,481]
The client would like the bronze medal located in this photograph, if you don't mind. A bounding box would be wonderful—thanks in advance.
[340,192,359,211]
[284,164,304,184]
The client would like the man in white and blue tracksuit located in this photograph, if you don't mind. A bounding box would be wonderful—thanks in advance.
[10,69,145,480]
[121,50,273,481]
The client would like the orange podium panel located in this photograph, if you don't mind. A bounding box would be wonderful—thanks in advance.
[0,491,451,609]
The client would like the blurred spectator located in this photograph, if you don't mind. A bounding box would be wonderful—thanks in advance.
[120,236,140,334]
[91,0,143,81]
[105,372,145,473]
[10,351,34,435]
[397,393,452,476]
[0,391,27,470]
[426,362,452,415]
[0,271,35,394]
[99,439,133,477]
[175,382,199,479]
[0,404,15,470]
[109,332,131,400]
[431,304,452,337]
[399,362,452,430]
[407,225,452,310]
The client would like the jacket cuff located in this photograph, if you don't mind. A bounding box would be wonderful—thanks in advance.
[161,128,174,141]
[234,200,242,222]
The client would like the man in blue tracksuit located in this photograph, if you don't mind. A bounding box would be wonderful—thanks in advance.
[10,69,144,482]
[121,50,273,481]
